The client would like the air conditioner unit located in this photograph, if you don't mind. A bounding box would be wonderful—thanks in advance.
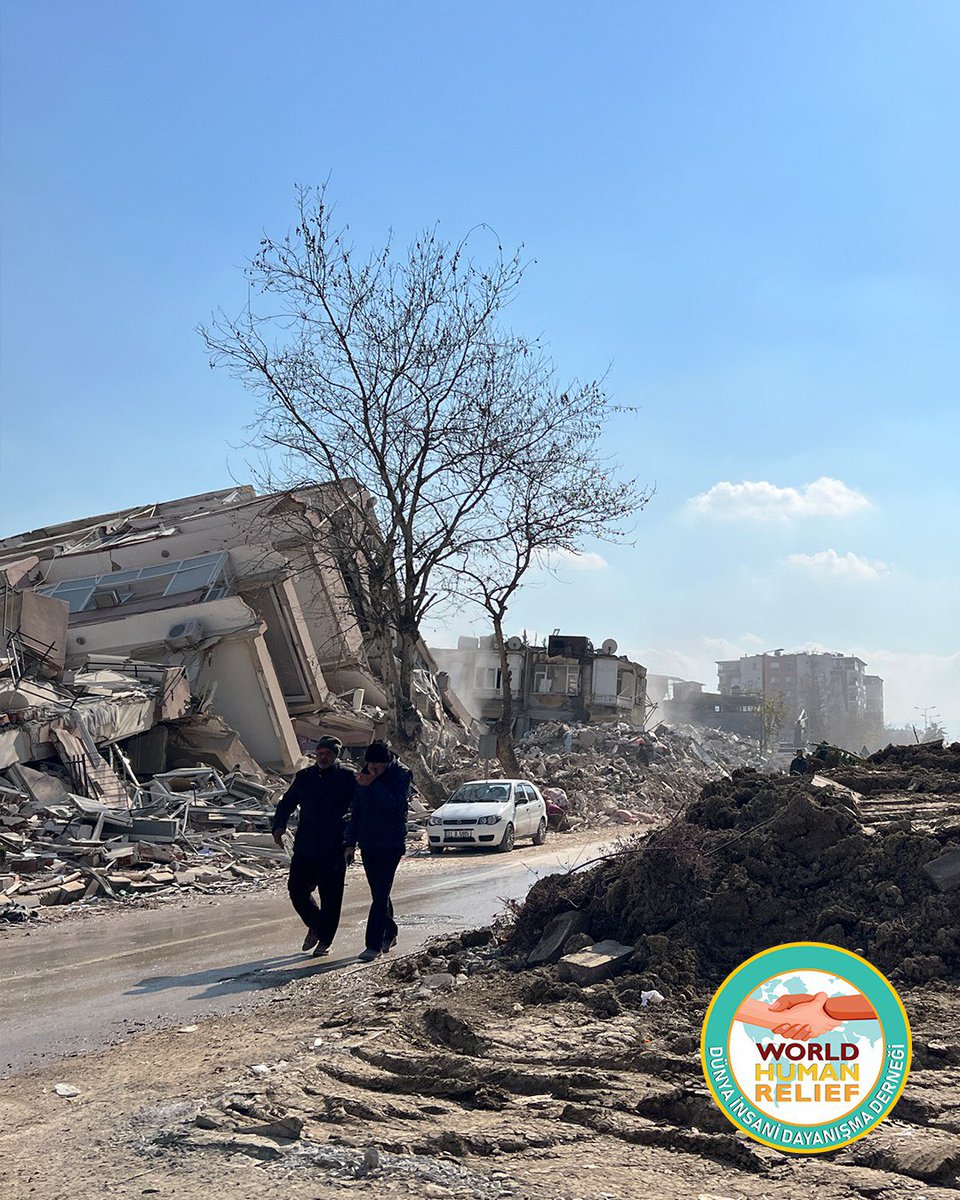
[165,619,204,651]
[506,636,524,651]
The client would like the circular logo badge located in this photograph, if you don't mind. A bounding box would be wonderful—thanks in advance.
[701,942,911,1154]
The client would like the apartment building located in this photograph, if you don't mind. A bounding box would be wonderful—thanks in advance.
[716,650,884,750]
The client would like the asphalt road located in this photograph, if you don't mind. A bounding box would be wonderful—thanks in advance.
[0,837,607,1077]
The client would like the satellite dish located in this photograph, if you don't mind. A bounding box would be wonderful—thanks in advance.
[601,638,618,655]
[506,636,524,651]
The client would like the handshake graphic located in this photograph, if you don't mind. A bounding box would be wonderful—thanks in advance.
[735,991,877,1040]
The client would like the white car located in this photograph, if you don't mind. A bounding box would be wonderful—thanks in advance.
[427,779,548,854]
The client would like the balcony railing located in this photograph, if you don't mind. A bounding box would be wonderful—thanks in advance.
[590,692,635,709]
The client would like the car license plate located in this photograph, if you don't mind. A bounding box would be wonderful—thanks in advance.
[444,830,473,841]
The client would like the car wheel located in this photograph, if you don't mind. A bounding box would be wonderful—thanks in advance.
[497,823,515,853]
[532,817,547,845]
[428,845,445,855]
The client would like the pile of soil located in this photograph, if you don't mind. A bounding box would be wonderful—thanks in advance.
[869,739,960,772]
[509,753,960,989]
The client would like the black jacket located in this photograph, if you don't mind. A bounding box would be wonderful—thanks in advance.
[344,760,412,851]
[272,762,356,854]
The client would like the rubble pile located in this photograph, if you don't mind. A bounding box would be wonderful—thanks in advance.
[509,744,960,989]
[511,720,772,827]
[0,764,285,921]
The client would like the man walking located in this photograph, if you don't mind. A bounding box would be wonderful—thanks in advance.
[344,741,411,962]
[272,735,355,956]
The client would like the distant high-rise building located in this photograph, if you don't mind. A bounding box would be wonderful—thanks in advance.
[716,650,884,751]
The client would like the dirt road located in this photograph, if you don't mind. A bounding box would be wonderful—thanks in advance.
[0,834,610,1075]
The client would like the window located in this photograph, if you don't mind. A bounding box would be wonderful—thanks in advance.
[39,552,232,613]
[475,666,502,690]
[533,665,579,695]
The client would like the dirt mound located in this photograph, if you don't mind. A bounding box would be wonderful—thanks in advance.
[869,740,960,772]
[509,768,960,987]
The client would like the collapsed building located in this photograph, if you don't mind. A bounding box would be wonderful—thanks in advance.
[0,485,465,914]
[0,484,469,771]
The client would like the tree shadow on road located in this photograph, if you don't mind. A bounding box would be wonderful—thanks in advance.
[126,952,362,1000]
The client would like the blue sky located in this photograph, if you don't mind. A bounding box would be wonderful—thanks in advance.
[1,1,957,733]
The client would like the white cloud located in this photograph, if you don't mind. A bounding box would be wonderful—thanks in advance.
[687,476,870,521]
[786,549,889,580]
[536,547,609,571]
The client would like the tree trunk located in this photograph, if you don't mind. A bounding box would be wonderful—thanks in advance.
[492,614,522,777]
[394,618,445,804]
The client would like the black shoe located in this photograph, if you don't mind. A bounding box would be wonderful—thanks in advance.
[382,935,397,953]
[311,942,330,958]
[358,947,381,963]
[302,929,320,952]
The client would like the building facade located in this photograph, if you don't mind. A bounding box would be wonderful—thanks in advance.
[716,650,885,751]
[432,633,647,733]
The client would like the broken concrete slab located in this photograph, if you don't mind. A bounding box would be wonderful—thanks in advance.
[556,939,635,986]
[923,849,960,893]
[526,909,592,967]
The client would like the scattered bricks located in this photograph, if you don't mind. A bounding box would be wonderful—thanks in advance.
[57,880,87,903]
[193,869,229,885]
[102,845,137,866]
[229,864,262,881]
[106,875,132,890]
[135,841,177,864]
[9,854,56,874]
[144,870,176,886]
[526,909,592,967]
[923,849,960,893]
[557,940,635,986]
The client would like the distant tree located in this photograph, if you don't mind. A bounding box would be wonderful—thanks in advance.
[759,692,788,751]
[201,187,640,794]
[456,430,648,775]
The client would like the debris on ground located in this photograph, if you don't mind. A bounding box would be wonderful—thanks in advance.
[508,742,960,988]
[7,745,960,1198]
[436,720,776,832]
[0,761,285,919]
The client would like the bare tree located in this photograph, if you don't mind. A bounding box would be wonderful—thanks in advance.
[202,188,634,792]
[455,405,650,774]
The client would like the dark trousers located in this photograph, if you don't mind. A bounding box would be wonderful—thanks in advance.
[287,850,346,946]
[359,846,403,951]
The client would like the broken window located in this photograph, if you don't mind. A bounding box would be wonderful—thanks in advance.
[533,665,580,695]
[39,552,233,614]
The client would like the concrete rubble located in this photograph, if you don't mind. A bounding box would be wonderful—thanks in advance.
[0,759,286,920]
[0,654,291,920]
[505,718,773,828]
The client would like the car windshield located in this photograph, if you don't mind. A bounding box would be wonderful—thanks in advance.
[448,783,511,804]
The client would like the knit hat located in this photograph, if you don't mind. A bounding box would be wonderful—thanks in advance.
[316,736,343,754]
[363,740,392,764]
